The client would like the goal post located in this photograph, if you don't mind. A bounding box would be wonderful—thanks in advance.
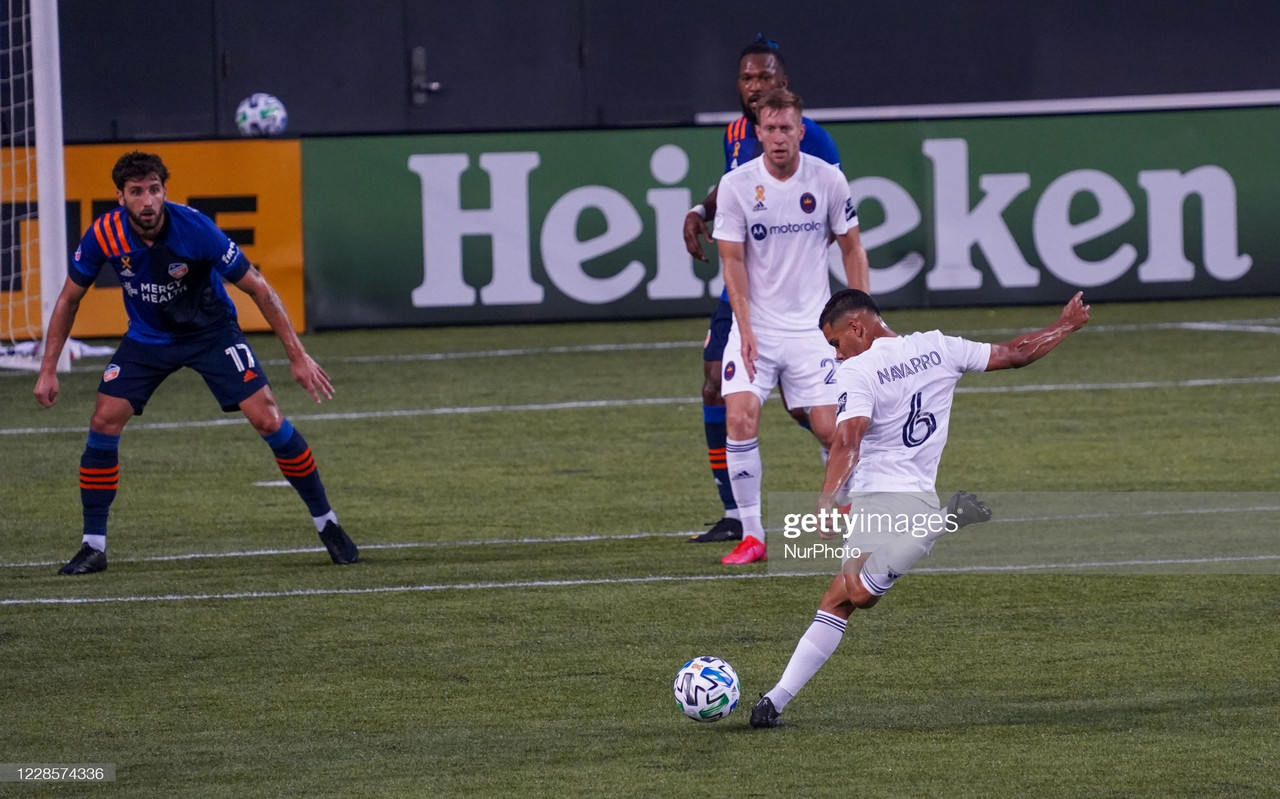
[1,0,70,372]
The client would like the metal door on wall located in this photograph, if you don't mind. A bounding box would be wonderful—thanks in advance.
[402,0,588,132]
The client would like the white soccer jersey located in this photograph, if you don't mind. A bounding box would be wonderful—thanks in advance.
[713,153,857,334]
[835,331,991,493]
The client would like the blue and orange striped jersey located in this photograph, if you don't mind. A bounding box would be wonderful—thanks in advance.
[723,114,841,173]
[70,202,252,345]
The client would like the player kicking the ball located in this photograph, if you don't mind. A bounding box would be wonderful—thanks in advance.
[712,88,869,565]
[34,151,357,574]
[749,289,1090,727]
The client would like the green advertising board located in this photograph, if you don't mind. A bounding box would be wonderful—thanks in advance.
[302,106,1280,328]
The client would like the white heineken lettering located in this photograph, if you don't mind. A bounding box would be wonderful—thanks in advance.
[645,144,708,299]
[876,351,943,385]
[846,176,924,294]
[923,138,1039,290]
[541,186,646,304]
[405,139,1253,312]
[408,152,544,308]
[1033,169,1136,287]
[1137,166,1251,282]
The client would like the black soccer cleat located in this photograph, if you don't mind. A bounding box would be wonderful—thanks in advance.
[57,544,108,576]
[318,521,359,564]
[946,490,993,530]
[689,517,744,543]
[750,694,781,728]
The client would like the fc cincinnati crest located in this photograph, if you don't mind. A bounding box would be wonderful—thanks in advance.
[103,364,121,382]
[800,192,816,213]
[724,361,736,381]
[168,262,189,279]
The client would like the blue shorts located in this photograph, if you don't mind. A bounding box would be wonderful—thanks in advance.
[98,326,271,415]
[703,298,733,362]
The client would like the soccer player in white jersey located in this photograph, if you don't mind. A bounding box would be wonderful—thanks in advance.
[749,288,1091,727]
[712,88,870,565]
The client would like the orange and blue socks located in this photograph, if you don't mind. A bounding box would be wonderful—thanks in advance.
[263,420,334,529]
[704,405,738,514]
[79,430,119,552]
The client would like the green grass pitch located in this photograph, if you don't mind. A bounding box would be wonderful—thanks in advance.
[1,297,1278,797]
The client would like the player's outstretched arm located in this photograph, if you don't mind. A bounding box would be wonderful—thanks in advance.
[683,185,720,262]
[987,292,1091,372]
[817,416,869,537]
[234,266,333,403]
[33,278,89,408]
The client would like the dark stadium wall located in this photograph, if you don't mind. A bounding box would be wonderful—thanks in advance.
[58,0,1280,142]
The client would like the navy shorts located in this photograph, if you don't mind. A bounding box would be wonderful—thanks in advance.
[98,326,271,415]
[702,297,733,362]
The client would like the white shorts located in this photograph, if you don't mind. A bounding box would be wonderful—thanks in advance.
[837,492,947,596]
[720,323,839,409]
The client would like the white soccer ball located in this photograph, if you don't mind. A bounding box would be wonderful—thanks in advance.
[673,655,740,722]
[235,93,288,137]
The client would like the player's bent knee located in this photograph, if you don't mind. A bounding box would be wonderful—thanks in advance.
[240,387,283,436]
[702,377,723,407]
[89,395,134,434]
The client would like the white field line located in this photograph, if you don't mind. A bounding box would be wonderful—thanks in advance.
[4,372,1280,437]
[4,316,1278,380]
[7,504,1278,570]
[4,554,1279,606]
[0,530,703,569]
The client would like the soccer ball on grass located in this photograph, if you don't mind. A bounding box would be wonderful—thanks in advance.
[235,93,288,137]
[673,656,740,722]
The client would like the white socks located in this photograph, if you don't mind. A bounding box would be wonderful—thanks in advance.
[82,534,106,552]
[725,437,763,539]
[312,510,339,532]
[765,610,847,711]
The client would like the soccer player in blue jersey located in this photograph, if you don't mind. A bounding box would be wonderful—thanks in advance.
[33,151,357,574]
[683,36,853,544]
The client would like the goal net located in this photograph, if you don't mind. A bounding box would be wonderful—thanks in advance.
[1,0,69,372]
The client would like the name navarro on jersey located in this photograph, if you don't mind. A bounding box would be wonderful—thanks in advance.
[877,350,943,384]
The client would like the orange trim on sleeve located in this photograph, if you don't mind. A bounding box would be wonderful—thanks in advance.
[111,212,129,253]
[91,217,111,255]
